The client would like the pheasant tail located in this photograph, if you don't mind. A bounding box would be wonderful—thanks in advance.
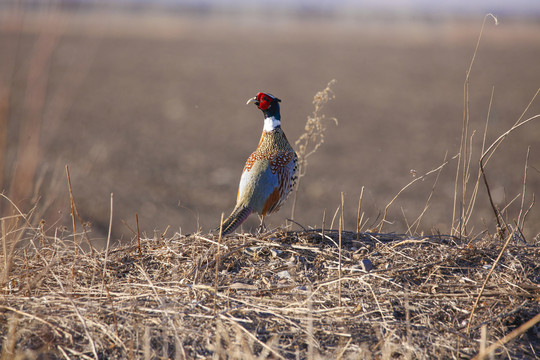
[218,206,253,235]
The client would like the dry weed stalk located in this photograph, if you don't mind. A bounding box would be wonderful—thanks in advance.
[466,227,518,334]
[136,213,142,257]
[291,80,338,221]
[515,147,535,241]
[0,10,68,224]
[8,32,58,209]
[215,212,224,313]
[356,186,365,238]
[65,165,94,256]
[407,151,448,235]
[0,26,58,243]
[478,91,540,240]
[452,14,497,238]
[0,9,94,236]
[338,218,342,307]
[1,194,37,285]
[0,313,19,360]
[101,193,114,294]
[0,87,8,195]
[441,13,539,243]
[472,312,540,360]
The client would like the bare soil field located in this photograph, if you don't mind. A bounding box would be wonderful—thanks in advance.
[1,11,540,243]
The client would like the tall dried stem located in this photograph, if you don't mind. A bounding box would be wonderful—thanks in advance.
[452,14,498,238]
[291,80,338,221]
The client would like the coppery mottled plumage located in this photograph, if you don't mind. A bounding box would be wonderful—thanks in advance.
[218,93,298,235]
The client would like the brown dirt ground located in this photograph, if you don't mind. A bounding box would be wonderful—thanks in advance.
[1,11,540,245]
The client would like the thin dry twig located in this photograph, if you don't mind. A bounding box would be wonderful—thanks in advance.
[379,159,449,233]
[338,218,342,308]
[65,165,94,255]
[66,165,78,249]
[516,146,530,234]
[102,193,113,294]
[478,111,540,240]
[472,312,540,360]
[466,228,517,334]
[356,187,365,238]
[215,212,223,313]
[221,314,286,360]
[409,151,448,235]
[136,213,142,257]
[53,270,99,359]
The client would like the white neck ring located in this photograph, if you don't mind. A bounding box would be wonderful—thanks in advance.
[263,116,281,132]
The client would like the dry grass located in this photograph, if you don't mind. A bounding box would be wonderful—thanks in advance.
[0,221,539,359]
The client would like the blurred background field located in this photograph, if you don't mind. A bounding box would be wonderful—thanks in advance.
[1,1,540,245]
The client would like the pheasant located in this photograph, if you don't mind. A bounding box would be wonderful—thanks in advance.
[217,92,298,236]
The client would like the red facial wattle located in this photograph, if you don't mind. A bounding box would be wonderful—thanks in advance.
[256,93,272,111]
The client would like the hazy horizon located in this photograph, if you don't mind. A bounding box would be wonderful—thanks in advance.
[3,0,540,17]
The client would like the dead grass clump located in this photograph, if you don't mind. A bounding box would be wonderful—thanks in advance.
[1,225,539,359]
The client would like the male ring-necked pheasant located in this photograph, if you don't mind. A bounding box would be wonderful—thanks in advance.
[218,92,298,235]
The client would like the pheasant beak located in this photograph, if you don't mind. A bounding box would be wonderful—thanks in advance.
[246,97,259,106]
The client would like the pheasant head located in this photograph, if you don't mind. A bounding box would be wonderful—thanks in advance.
[246,92,281,119]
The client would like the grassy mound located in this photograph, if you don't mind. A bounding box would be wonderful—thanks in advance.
[1,227,539,359]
